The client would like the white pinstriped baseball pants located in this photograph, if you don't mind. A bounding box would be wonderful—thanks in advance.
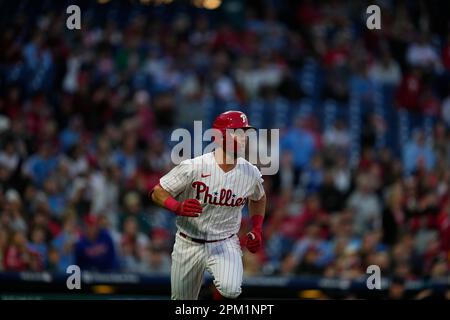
[171,231,243,300]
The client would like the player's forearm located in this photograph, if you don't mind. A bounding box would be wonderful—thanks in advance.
[150,184,202,217]
[248,194,266,219]
[150,184,172,208]
[248,195,266,232]
[244,195,266,253]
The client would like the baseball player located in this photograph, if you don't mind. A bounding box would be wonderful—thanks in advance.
[150,111,266,300]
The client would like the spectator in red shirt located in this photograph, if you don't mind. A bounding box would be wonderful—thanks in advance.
[3,87,23,120]
[212,24,242,54]
[3,230,32,271]
[292,193,329,239]
[437,200,450,253]
[296,0,322,27]
[419,86,441,116]
[395,67,423,113]
[322,33,350,68]
[441,32,450,71]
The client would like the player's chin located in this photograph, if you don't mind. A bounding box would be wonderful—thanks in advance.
[223,148,239,159]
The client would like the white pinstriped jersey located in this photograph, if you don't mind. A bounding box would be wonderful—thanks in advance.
[159,152,265,241]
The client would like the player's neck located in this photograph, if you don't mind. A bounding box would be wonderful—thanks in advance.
[214,148,237,173]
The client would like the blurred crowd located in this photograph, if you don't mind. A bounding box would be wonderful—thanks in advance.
[0,0,449,287]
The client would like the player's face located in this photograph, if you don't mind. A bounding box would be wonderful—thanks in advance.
[225,129,247,157]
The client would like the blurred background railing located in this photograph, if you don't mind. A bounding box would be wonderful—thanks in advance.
[1,271,449,299]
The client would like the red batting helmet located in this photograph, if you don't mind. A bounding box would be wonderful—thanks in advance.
[212,111,254,131]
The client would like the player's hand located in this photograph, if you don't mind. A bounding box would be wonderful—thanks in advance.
[245,230,262,253]
[239,235,248,248]
[175,198,203,217]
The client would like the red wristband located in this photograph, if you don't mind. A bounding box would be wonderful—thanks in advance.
[250,214,264,232]
[164,196,180,212]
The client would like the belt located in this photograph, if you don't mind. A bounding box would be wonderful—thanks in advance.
[179,232,233,244]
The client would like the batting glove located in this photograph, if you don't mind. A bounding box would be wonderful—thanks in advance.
[246,214,264,253]
[164,197,203,217]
